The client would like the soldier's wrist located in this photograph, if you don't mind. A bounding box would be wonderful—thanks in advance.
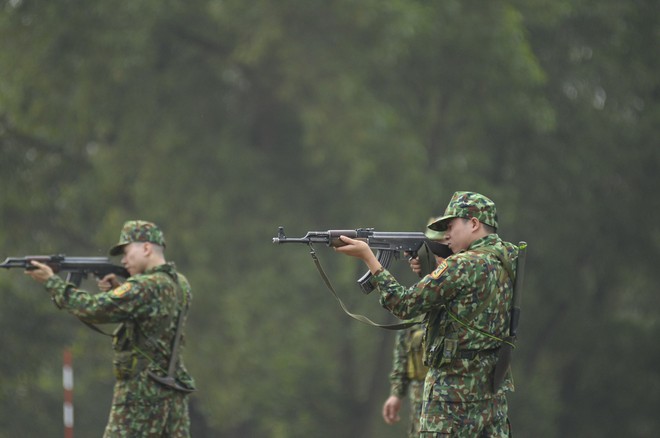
[390,385,406,398]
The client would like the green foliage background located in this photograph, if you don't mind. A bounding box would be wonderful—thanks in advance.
[1,0,658,436]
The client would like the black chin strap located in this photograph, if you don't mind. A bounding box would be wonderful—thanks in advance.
[307,244,419,330]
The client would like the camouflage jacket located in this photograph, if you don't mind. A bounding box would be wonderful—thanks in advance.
[45,262,195,389]
[374,234,517,401]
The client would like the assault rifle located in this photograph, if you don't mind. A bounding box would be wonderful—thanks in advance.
[273,226,450,294]
[0,254,129,287]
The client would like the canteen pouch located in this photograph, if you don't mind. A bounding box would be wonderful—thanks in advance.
[113,350,140,380]
[112,322,143,380]
[407,328,430,381]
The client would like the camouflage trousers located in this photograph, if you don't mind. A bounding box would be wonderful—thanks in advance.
[419,392,510,437]
[407,380,424,438]
[103,372,191,438]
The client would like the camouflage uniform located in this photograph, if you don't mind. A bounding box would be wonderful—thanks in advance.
[388,326,427,437]
[45,221,195,437]
[373,193,517,437]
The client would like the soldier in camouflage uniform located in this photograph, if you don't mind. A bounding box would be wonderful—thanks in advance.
[383,223,449,437]
[26,220,196,437]
[383,325,428,437]
[336,192,518,437]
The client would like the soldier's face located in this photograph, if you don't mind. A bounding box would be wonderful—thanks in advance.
[445,218,474,253]
[121,242,148,276]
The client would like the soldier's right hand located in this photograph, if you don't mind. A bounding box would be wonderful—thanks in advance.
[409,256,422,275]
[382,395,402,425]
[98,273,122,292]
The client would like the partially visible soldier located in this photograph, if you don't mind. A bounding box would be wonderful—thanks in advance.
[26,220,195,437]
[336,192,518,437]
[382,325,428,436]
[382,222,450,437]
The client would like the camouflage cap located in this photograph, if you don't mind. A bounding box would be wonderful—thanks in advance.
[424,217,446,241]
[108,220,166,256]
[428,191,498,232]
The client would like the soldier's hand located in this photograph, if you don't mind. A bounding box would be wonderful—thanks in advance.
[335,236,375,261]
[98,273,122,292]
[24,260,55,284]
[334,235,372,259]
[409,256,422,275]
[382,395,402,425]
[334,235,383,274]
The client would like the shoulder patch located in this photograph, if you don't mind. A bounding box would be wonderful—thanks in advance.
[112,282,132,298]
[430,260,449,280]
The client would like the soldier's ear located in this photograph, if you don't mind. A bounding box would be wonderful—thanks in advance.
[142,242,153,256]
[470,217,481,231]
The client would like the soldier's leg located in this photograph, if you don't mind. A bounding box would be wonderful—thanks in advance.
[161,393,192,438]
[103,376,188,437]
[479,394,510,438]
[419,396,509,437]
[408,380,424,438]
[103,395,170,438]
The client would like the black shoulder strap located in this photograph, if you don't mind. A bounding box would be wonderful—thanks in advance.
[147,271,195,393]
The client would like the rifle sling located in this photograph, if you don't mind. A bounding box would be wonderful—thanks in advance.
[72,275,193,391]
[308,244,419,330]
[163,283,188,378]
[146,286,195,393]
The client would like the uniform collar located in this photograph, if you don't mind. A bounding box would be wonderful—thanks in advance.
[467,233,501,251]
[143,262,176,276]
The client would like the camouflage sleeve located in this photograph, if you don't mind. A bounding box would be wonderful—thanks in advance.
[374,256,469,320]
[388,329,410,398]
[45,275,155,324]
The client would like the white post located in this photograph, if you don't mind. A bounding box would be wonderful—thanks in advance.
[63,348,74,438]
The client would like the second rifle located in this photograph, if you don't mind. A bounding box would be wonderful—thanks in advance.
[273,226,447,294]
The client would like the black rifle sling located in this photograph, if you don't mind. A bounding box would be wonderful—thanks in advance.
[81,320,113,336]
[146,272,194,392]
[308,244,419,330]
[68,272,194,392]
[492,241,527,391]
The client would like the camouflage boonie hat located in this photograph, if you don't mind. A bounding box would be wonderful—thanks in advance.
[109,220,166,256]
[428,191,498,232]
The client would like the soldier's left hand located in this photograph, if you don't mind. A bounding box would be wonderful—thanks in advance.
[25,260,55,284]
[334,235,372,259]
